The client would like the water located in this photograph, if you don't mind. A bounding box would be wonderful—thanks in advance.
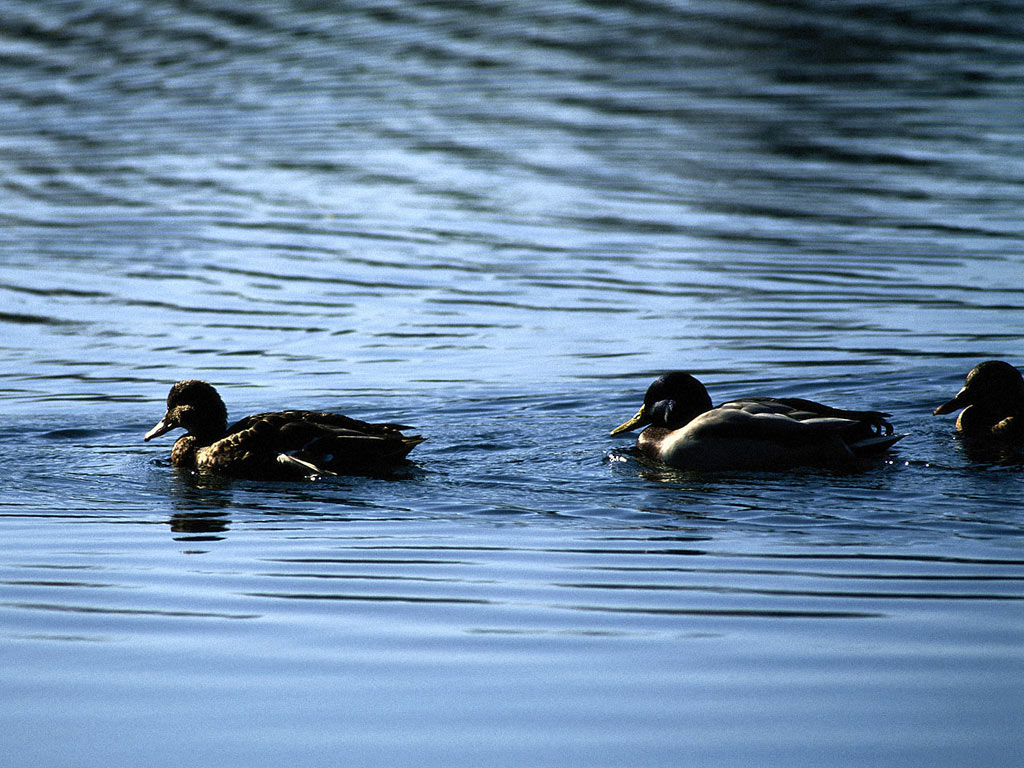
[2,1,1024,765]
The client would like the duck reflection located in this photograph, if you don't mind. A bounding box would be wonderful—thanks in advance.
[168,510,230,536]
[956,439,1024,467]
[163,464,234,539]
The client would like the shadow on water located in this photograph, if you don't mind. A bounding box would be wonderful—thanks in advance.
[150,454,432,538]
[949,436,1024,467]
[608,443,908,483]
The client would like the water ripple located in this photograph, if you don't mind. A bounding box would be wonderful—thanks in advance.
[2,1,1024,765]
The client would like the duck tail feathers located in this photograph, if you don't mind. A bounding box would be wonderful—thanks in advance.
[849,432,906,457]
[395,435,427,458]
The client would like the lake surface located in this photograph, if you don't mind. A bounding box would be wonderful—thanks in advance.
[2,1,1023,765]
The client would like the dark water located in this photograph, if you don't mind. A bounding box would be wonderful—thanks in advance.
[2,1,1024,765]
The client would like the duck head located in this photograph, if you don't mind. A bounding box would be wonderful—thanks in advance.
[933,361,1024,434]
[610,372,714,435]
[933,361,1024,416]
[144,380,229,444]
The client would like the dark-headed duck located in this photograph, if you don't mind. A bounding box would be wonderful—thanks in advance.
[933,361,1024,441]
[610,372,903,471]
[144,379,424,479]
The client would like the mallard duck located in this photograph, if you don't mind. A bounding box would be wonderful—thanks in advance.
[144,380,425,479]
[933,361,1024,441]
[610,372,903,471]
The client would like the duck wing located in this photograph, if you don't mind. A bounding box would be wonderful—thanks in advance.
[732,397,895,435]
[703,400,902,457]
[225,410,415,438]
[209,410,423,477]
[695,401,861,442]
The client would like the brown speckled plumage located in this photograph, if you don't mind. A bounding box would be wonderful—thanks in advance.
[145,380,424,479]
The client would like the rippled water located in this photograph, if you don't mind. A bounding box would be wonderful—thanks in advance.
[2,1,1024,766]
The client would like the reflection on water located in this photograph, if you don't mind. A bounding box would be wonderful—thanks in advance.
[1,0,1023,766]
[168,510,230,537]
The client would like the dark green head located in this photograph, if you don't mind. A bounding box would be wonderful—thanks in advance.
[610,372,714,435]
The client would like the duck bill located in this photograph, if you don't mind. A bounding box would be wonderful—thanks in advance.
[610,406,648,436]
[144,417,174,442]
[933,388,970,416]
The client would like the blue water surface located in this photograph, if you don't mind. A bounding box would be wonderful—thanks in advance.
[1,1,1023,766]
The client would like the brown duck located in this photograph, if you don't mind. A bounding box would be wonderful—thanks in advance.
[144,380,425,479]
[933,360,1024,441]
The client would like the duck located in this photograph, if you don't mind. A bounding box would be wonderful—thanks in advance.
[932,361,1024,441]
[610,372,903,471]
[143,379,425,479]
